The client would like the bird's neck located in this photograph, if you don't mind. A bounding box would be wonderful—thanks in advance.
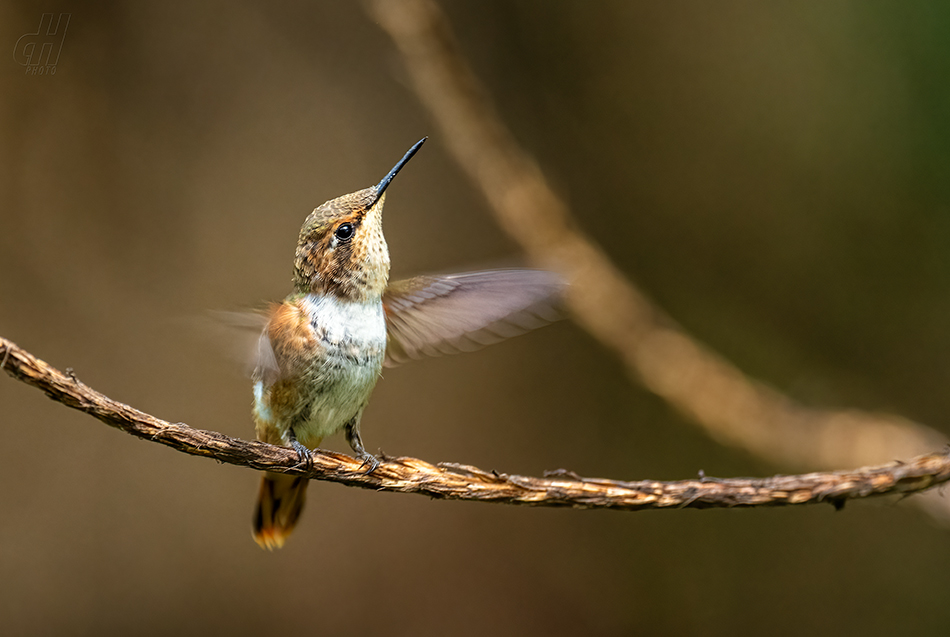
[298,272,387,303]
[293,239,390,302]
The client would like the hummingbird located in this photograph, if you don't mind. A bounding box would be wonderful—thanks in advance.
[251,137,564,549]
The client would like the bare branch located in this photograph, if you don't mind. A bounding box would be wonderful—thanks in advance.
[3,335,949,512]
[367,0,950,520]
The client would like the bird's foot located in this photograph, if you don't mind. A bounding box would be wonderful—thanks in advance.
[344,418,378,474]
[289,437,313,471]
[356,451,380,475]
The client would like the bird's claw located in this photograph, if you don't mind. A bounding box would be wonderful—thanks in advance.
[357,452,380,475]
[290,438,313,471]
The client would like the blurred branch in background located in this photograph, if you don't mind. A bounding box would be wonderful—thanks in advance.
[3,335,949,511]
[367,0,950,522]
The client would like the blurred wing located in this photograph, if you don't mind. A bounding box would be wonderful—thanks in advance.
[207,310,280,384]
[382,269,566,367]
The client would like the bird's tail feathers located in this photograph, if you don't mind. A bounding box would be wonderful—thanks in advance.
[253,472,308,550]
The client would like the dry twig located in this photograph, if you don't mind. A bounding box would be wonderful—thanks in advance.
[3,335,949,512]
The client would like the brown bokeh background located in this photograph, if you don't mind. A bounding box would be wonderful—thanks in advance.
[3,2,950,635]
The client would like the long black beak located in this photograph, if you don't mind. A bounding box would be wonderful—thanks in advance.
[371,137,427,207]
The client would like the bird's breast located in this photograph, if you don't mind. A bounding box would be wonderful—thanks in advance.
[301,293,387,360]
[290,294,386,443]
[254,294,387,447]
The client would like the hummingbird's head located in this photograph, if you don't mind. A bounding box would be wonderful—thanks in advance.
[292,138,426,301]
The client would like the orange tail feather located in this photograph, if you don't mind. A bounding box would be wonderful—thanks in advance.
[252,472,308,550]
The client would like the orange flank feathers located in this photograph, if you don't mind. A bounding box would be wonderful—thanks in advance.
[265,300,318,370]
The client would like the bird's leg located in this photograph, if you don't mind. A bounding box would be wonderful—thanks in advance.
[288,428,313,471]
[344,416,379,474]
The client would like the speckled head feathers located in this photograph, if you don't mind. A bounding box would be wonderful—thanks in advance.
[292,188,390,301]
[291,138,426,301]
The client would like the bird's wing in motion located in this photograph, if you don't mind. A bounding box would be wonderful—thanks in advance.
[382,269,566,367]
[205,309,273,378]
[210,304,310,387]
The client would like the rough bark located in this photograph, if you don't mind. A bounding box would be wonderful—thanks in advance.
[4,336,948,512]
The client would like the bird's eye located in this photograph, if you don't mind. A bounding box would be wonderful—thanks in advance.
[334,223,354,241]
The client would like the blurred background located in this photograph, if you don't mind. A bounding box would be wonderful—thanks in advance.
[3,1,950,635]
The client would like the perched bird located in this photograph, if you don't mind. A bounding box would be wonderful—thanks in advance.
[251,137,564,549]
